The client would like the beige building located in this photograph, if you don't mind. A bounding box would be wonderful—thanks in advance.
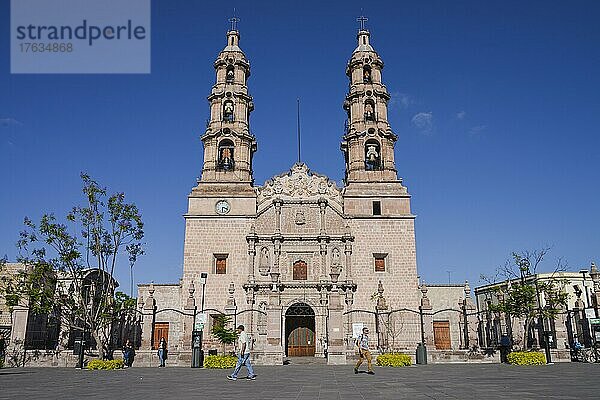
[474,264,600,361]
[138,25,423,365]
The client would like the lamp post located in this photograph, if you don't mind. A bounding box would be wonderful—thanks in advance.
[191,273,207,368]
[198,272,207,367]
[579,269,591,307]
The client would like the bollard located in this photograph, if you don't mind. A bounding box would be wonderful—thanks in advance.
[416,342,427,365]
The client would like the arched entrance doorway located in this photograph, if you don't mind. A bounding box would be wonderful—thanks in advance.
[285,302,316,357]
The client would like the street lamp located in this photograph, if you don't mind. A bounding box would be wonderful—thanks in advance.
[579,269,591,307]
[191,272,208,368]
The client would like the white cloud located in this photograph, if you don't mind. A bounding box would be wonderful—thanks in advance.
[388,92,414,110]
[456,111,466,120]
[469,125,487,136]
[0,117,23,128]
[411,112,434,135]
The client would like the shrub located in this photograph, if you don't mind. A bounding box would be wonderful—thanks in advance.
[506,351,546,366]
[376,353,412,367]
[204,354,237,369]
[87,359,125,370]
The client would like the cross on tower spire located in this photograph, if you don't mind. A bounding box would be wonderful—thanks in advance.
[357,15,368,31]
[229,12,240,31]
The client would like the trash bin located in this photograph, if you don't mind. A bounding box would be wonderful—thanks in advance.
[416,343,427,365]
[191,330,203,368]
[73,338,83,356]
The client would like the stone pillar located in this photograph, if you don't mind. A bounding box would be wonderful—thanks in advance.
[343,224,353,280]
[462,281,478,349]
[554,305,569,350]
[9,304,29,347]
[344,289,355,354]
[272,239,282,286]
[375,281,389,352]
[319,242,328,280]
[327,289,346,365]
[182,281,196,350]
[246,225,257,282]
[264,293,283,365]
[141,283,156,350]
[225,282,237,331]
[318,198,327,235]
[274,199,282,234]
[590,262,599,318]
[420,284,434,347]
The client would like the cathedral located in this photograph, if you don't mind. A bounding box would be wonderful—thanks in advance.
[138,22,426,365]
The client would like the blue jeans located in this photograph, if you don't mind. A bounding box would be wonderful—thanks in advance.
[158,349,166,367]
[231,353,254,378]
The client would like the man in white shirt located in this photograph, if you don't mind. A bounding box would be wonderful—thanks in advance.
[354,327,374,375]
[227,325,256,381]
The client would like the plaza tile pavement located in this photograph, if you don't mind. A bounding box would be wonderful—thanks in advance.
[1,363,598,399]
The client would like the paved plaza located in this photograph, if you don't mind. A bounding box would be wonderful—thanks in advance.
[1,363,599,399]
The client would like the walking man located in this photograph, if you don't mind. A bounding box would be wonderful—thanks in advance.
[354,327,374,375]
[227,325,256,381]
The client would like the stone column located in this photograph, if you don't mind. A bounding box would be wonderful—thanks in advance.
[375,281,389,352]
[318,198,327,235]
[343,224,353,280]
[182,282,196,351]
[462,281,478,349]
[141,283,156,350]
[274,199,282,234]
[9,304,29,348]
[264,293,283,365]
[590,262,599,318]
[319,242,328,280]
[224,283,238,330]
[327,289,346,365]
[553,306,569,350]
[420,284,434,347]
[344,289,354,355]
[246,225,258,282]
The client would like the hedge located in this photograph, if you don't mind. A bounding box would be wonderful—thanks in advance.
[87,359,125,370]
[376,353,412,367]
[203,355,237,369]
[506,351,546,366]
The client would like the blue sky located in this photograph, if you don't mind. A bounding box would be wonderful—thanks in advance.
[1,0,599,294]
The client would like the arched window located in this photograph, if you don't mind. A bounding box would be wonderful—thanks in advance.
[293,260,308,280]
[365,139,382,171]
[226,66,235,83]
[218,139,235,171]
[363,65,372,83]
[223,100,234,122]
[364,99,375,122]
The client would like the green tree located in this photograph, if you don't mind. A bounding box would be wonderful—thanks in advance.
[483,248,569,350]
[1,173,144,360]
[211,315,237,354]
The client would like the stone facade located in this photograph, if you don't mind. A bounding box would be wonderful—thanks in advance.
[474,265,600,362]
[137,26,436,365]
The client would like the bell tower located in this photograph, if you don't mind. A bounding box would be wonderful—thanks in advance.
[341,19,413,219]
[341,21,398,183]
[199,20,256,184]
[188,19,257,218]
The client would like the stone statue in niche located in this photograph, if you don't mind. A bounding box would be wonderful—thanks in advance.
[364,102,374,121]
[258,247,270,276]
[331,247,341,267]
[220,147,233,169]
[295,210,306,225]
[226,68,234,82]
[366,145,378,162]
[223,100,234,121]
[363,68,371,83]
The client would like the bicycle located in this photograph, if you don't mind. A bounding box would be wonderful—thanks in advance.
[584,346,600,363]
